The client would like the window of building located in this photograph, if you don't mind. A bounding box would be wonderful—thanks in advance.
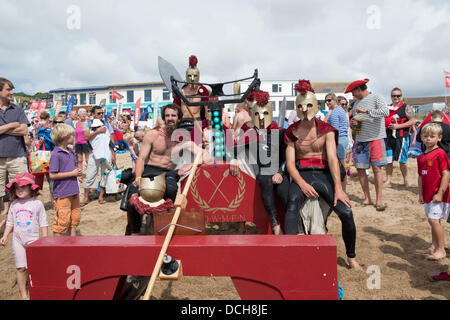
[109,92,116,104]
[272,84,282,93]
[127,90,134,103]
[79,93,86,105]
[89,93,96,105]
[162,89,170,101]
[285,101,295,110]
[144,89,152,102]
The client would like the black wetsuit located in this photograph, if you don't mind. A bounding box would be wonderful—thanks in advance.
[254,127,289,228]
[285,163,356,258]
[125,165,179,235]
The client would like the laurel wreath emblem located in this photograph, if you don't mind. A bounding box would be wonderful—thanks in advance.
[191,168,246,213]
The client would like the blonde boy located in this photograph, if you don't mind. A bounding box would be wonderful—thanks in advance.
[49,124,82,236]
[417,123,449,260]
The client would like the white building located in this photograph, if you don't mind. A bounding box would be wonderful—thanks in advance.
[49,81,171,119]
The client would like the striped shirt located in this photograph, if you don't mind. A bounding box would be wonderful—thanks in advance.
[354,93,389,142]
[327,106,349,137]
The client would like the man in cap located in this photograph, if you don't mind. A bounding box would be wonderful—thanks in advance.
[346,79,389,211]
[284,80,361,269]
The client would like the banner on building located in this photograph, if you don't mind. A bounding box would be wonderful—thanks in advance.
[66,96,75,115]
[54,100,62,116]
[29,100,39,112]
[134,98,141,129]
[112,90,124,100]
[36,100,47,121]
[445,71,450,88]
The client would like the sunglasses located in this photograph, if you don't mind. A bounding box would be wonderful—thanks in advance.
[95,112,104,115]
[391,95,402,98]
[325,99,333,103]
[341,103,348,106]
[54,121,64,124]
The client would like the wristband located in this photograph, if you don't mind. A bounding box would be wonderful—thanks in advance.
[135,176,142,181]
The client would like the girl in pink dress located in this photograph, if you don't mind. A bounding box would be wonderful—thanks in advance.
[0,173,48,300]
[74,108,90,177]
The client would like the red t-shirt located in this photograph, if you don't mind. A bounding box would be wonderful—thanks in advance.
[417,148,450,203]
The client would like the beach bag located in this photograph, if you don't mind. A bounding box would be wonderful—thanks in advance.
[28,143,51,176]
[105,166,122,194]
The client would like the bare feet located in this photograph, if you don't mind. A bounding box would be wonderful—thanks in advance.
[384,181,392,187]
[272,225,283,235]
[80,200,88,208]
[416,247,435,255]
[426,251,446,261]
[347,258,362,271]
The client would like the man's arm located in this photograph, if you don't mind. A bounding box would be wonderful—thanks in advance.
[0,122,20,135]
[5,123,28,136]
[133,130,156,187]
[325,132,351,207]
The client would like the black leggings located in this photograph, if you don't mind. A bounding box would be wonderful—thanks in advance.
[256,174,289,227]
[125,165,179,235]
[285,169,356,258]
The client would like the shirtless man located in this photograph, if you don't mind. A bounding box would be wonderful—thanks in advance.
[173,55,209,134]
[126,104,211,235]
[284,80,361,270]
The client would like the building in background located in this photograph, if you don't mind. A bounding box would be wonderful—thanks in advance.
[49,81,172,120]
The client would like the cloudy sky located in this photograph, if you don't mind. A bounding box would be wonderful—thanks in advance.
[1,0,449,100]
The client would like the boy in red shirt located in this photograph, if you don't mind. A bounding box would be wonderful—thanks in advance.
[417,123,449,261]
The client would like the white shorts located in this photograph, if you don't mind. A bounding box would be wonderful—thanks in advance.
[425,202,450,220]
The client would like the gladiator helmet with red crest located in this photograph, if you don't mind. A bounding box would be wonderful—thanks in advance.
[250,90,273,129]
[186,55,200,84]
[294,80,319,121]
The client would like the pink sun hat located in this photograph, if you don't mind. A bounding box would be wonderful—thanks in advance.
[6,172,41,195]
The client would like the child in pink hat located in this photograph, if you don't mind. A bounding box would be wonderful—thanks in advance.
[0,172,48,300]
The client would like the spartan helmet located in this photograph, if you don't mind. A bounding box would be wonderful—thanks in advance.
[294,80,319,121]
[186,55,200,84]
[139,173,166,203]
[250,91,273,129]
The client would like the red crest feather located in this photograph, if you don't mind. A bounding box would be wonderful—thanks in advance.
[189,55,198,68]
[247,91,256,102]
[254,91,270,106]
[294,80,315,95]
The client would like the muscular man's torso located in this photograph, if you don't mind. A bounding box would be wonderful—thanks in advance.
[181,85,202,119]
[145,129,179,170]
[292,124,328,160]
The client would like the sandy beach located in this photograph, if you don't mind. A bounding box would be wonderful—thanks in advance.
[0,153,448,300]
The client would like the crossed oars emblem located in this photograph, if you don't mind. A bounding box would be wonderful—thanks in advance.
[203,169,230,203]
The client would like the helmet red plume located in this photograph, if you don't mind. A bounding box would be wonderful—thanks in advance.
[254,91,270,106]
[294,80,315,96]
[247,91,256,102]
[189,55,198,68]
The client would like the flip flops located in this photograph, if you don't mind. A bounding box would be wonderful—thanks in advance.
[375,204,387,211]
[430,272,450,282]
[358,201,373,207]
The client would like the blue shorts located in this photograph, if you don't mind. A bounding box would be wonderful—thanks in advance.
[353,139,387,169]
[337,136,349,160]
[386,136,410,164]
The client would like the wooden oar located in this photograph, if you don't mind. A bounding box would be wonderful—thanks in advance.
[142,150,203,300]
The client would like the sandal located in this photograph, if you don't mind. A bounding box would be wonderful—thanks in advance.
[430,272,450,282]
[80,201,88,208]
[358,201,373,207]
[375,204,387,211]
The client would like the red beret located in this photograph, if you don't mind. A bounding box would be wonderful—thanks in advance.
[344,78,370,94]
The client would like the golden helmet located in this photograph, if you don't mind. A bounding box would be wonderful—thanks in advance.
[294,80,319,121]
[249,91,273,129]
[186,55,200,84]
[139,173,166,203]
